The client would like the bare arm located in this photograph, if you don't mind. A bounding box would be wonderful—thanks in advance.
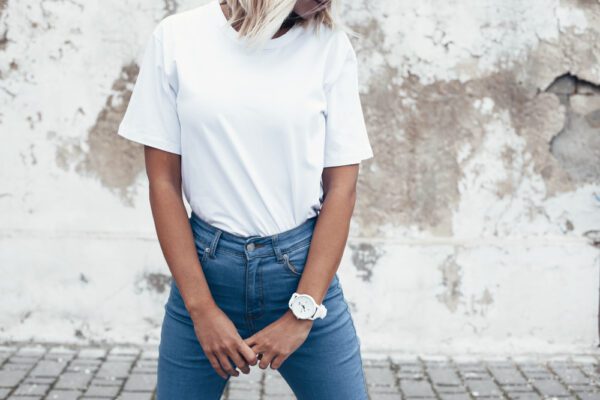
[295,163,359,302]
[145,146,216,318]
[144,146,257,378]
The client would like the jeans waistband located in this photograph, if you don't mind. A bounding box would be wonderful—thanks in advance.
[189,211,318,260]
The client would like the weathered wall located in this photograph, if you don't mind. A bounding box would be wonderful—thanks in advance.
[0,0,599,355]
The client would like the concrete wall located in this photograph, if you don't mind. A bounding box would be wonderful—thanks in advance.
[1,0,599,355]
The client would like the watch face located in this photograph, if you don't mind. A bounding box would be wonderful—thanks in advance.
[291,295,316,319]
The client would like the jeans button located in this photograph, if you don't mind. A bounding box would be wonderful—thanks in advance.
[246,243,255,251]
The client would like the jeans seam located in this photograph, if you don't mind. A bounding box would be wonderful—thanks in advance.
[340,287,369,399]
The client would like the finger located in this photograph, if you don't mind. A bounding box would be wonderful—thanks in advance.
[207,352,229,380]
[270,353,288,370]
[244,335,256,346]
[228,348,251,374]
[259,351,276,370]
[217,351,239,377]
[239,342,259,366]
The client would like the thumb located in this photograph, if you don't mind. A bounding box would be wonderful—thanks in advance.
[243,334,256,346]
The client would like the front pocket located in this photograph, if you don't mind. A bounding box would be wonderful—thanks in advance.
[282,253,302,276]
[280,243,310,276]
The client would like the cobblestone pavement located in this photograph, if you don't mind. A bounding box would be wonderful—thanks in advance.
[1,343,600,399]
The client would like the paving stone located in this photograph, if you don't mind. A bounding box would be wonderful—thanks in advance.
[550,366,590,384]
[458,370,489,380]
[67,359,101,374]
[400,379,436,397]
[520,368,555,381]
[0,388,10,399]
[465,378,502,397]
[116,391,155,399]
[454,362,487,373]
[264,374,293,396]
[398,371,427,380]
[45,390,82,399]
[428,368,462,386]
[84,384,121,397]
[506,393,543,400]
[438,393,472,400]
[131,359,157,373]
[227,387,262,400]
[366,393,401,400]
[0,369,27,387]
[502,383,535,393]
[139,349,158,360]
[578,393,600,400]
[531,378,571,397]
[364,366,397,388]
[29,360,67,378]
[88,376,124,387]
[96,361,134,379]
[488,365,528,385]
[364,358,392,367]
[518,363,549,372]
[6,356,39,365]
[13,382,50,396]
[53,371,94,390]
[3,343,600,400]
[123,374,157,391]
[434,385,469,394]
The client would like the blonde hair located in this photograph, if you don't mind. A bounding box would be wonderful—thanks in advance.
[219,0,355,50]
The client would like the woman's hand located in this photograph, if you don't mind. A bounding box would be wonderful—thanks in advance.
[191,305,258,379]
[243,309,313,370]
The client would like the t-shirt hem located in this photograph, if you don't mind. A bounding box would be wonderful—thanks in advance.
[323,150,374,167]
[117,127,182,155]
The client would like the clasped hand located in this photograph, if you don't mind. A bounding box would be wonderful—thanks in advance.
[194,306,313,379]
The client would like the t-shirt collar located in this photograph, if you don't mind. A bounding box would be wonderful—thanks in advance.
[212,0,304,50]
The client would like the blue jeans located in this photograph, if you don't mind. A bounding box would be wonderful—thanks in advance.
[156,211,368,399]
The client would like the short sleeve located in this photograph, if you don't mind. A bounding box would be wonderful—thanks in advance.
[117,24,181,155]
[322,35,374,167]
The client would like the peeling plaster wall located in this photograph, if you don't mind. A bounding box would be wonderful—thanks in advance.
[0,0,599,354]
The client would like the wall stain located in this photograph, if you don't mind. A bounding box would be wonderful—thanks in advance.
[350,14,599,237]
[0,0,8,51]
[55,62,143,206]
[437,254,463,313]
[348,242,383,282]
[135,272,171,295]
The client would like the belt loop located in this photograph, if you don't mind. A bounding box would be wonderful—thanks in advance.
[208,229,222,259]
[271,234,283,262]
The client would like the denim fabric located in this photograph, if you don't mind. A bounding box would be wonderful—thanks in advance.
[156,211,368,399]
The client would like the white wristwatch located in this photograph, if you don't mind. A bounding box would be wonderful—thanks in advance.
[288,292,327,320]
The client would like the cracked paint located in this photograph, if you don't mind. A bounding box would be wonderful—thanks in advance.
[437,254,463,313]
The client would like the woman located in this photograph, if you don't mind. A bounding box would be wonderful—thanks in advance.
[117,0,374,398]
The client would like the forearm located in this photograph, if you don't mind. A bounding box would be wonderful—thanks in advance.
[296,186,357,304]
[149,180,217,318]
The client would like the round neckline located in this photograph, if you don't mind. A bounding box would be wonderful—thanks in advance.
[212,0,304,49]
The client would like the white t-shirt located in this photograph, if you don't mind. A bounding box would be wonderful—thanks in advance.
[117,0,374,237]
